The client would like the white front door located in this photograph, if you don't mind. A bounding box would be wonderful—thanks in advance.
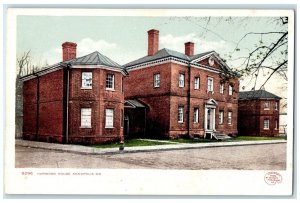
[205,107,215,131]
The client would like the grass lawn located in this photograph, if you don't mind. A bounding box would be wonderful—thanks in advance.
[91,139,173,148]
[170,138,220,143]
[90,136,286,148]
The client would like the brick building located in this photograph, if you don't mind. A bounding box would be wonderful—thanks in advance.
[238,90,281,136]
[21,42,127,144]
[124,29,239,139]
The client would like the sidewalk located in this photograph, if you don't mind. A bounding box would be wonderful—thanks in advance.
[15,139,287,155]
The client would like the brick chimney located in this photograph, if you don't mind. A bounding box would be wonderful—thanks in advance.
[148,29,159,56]
[62,42,77,61]
[185,42,194,57]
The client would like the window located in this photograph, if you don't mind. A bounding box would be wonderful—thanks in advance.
[105,109,114,128]
[179,73,185,88]
[154,73,160,87]
[194,77,200,89]
[264,101,270,110]
[264,119,270,129]
[207,77,213,92]
[219,111,224,124]
[229,85,233,95]
[82,72,92,89]
[220,83,224,94]
[81,108,91,128]
[178,106,184,123]
[275,102,278,110]
[193,108,199,123]
[106,74,114,90]
[275,120,278,130]
[228,111,232,125]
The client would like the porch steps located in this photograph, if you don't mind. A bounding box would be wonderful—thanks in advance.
[214,132,233,140]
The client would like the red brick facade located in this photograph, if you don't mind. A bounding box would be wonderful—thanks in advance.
[67,68,124,144]
[124,29,239,139]
[22,43,125,144]
[23,70,64,142]
[238,99,280,136]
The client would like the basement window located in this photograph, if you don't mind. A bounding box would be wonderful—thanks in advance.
[81,108,91,128]
[82,72,92,89]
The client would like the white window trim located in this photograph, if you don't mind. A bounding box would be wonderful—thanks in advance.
[264,119,270,129]
[228,111,232,125]
[194,77,200,90]
[219,111,224,124]
[178,107,184,123]
[154,73,160,88]
[80,108,92,128]
[105,109,114,128]
[275,102,278,110]
[106,74,115,91]
[264,101,270,110]
[179,73,185,88]
[81,72,93,89]
[193,108,199,123]
[207,77,214,92]
[220,83,224,94]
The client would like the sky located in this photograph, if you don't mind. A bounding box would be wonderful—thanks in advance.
[16,15,289,104]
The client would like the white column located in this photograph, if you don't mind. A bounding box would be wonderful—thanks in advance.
[212,108,215,131]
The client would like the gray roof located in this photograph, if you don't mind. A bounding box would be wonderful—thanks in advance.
[62,51,122,69]
[124,48,191,67]
[125,100,146,108]
[239,90,281,100]
[190,51,215,60]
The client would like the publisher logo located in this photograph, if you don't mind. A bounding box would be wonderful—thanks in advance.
[264,172,282,185]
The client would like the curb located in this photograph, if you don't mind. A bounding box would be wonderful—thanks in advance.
[15,139,287,155]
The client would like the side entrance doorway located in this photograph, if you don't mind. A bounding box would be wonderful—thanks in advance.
[124,99,146,138]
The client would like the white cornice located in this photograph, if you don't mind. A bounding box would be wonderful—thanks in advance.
[126,56,223,74]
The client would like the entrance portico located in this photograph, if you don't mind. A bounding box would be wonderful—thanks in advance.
[204,99,218,138]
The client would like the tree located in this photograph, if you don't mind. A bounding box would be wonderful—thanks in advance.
[16,51,34,138]
[16,51,48,138]
[181,16,289,90]
[230,17,288,90]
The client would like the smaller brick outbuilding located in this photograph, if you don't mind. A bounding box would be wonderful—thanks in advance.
[238,90,281,136]
[21,42,127,144]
